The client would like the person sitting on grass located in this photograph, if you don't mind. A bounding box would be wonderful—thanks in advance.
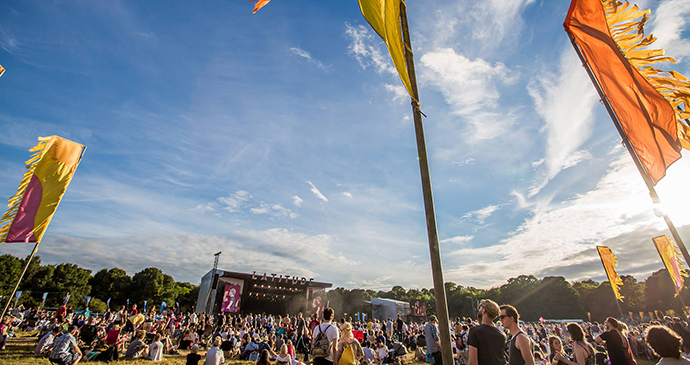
[187,344,202,365]
[205,337,226,365]
[125,329,149,360]
[35,326,61,355]
[148,332,164,362]
[49,325,83,365]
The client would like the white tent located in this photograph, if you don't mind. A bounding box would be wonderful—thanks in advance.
[370,298,411,321]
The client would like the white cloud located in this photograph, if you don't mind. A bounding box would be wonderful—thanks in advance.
[446,151,665,287]
[462,204,501,224]
[650,0,690,60]
[218,190,251,212]
[420,48,518,141]
[250,203,298,219]
[307,181,328,202]
[344,23,396,75]
[384,84,408,103]
[191,203,216,213]
[292,195,303,207]
[342,192,353,199]
[526,46,598,196]
[289,47,327,70]
[440,235,474,245]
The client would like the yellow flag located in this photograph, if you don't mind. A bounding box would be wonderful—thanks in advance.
[358,0,415,100]
[652,235,687,297]
[597,246,624,301]
[0,136,84,243]
[0,64,4,77]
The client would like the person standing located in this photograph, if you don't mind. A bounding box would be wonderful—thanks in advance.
[396,315,404,341]
[312,307,339,365]
[645,325,690,365]
[500,305,534,365]
[555,324,595,365]
[468,299,506,365]
[596,317,631,365]
[425,315,442,365]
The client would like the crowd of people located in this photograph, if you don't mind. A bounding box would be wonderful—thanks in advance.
[0,299,688,365]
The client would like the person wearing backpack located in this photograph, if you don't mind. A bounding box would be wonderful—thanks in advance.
[311,307,339,365]
[336,323,364,365]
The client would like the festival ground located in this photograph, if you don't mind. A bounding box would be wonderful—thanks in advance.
[0,330,428,365]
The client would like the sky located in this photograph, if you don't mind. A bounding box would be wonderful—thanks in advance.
[1,0,690,291]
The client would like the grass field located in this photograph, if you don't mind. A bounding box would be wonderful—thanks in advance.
[0,331,657,365]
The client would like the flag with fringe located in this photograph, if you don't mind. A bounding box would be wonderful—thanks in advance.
[564,0,690,185]
[357,0,414,100]
[0,64,4,78]
[250,0,272,13]
[653,235,687,296]
[597,246,624,301]
[0,136,84,243]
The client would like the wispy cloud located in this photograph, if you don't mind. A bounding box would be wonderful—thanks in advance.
[441,235,473,245]
[289,47,327,70]
[650,0,690,60]
[344,23,396,75]
[250,203,298,219]
[218,191,251,212]
[526,46,598,196]
[461,204,501,224]
[420,48,518,141]
[307,181,328,202]
[292,195,303,207]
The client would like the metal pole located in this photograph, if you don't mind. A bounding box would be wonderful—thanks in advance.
[400,4,453,365]
[0,242,39,320]
[206,251,221,314]
[566,32,690,268]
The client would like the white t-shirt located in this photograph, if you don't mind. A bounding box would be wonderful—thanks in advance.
[376,346,388,360]
[204,346,225,365]
[148,341,163,362]
[312,322,339,362]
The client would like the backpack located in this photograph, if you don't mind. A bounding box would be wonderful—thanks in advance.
[457,332,466,350]
[311,324,333,358]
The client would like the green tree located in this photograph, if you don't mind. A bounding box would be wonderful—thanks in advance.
[90,268,132,306]
[0,255,22,297]
[131,267,179,307]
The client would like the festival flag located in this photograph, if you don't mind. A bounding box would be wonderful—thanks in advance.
[85,296,91,308]
[106,298,111,310]
[654,309,660,318]
[628,311,634,321]
[563,0,690,184]
[143,300,147,311]
[13,291,22,308]
[0,136,85,243]
[669,309,676,316]
[358,0,415,101]
[250,0,272,13]
[597,246,624,301]
[41,292,48,309]
[653,235,687,296]
[650,311,655,320]
[126,298,130,309]
[63,293,70,306]
[160,301,167,313]
[0,64,4,77]
[639,311,645,321]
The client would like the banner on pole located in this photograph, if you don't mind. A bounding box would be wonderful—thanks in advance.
[63,293,70,306]
[597,246,624,301]
[106,298,111,309]
[0,136,85,243]
[563,0,689,184]
[85,296,91,308]
[653,235,687,297]
[41,292,48,308]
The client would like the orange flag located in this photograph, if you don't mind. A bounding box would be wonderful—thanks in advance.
[250,0,272,13]
[597,246,624,301]
[564,0,681,184]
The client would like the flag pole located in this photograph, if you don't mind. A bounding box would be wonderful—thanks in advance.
[566,32,690,269]
[0,242,39,320]
[596,248,626,319]
[399,4,453,365]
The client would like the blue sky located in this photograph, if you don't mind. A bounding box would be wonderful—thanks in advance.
[1,0,690,290]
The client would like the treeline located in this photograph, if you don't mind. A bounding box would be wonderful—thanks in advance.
[1,253,685,322]
[326,271,687,322]
[0,255,199,313]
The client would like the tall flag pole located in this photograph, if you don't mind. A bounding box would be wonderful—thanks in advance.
[652,235,688,299]
[0,136,85,320]
[597,246,625,318]
[564,0,690,269]
[252,2,453,359]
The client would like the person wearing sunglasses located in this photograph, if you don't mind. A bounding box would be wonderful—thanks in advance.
[468,299,506,365]
[499,305,534,365]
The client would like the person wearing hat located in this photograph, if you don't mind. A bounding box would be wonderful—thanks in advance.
[468,299,506,365]
[49,325,82,365]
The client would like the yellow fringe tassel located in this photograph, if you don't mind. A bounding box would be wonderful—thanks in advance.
[0,137,53,242]
[602,0,690,149]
